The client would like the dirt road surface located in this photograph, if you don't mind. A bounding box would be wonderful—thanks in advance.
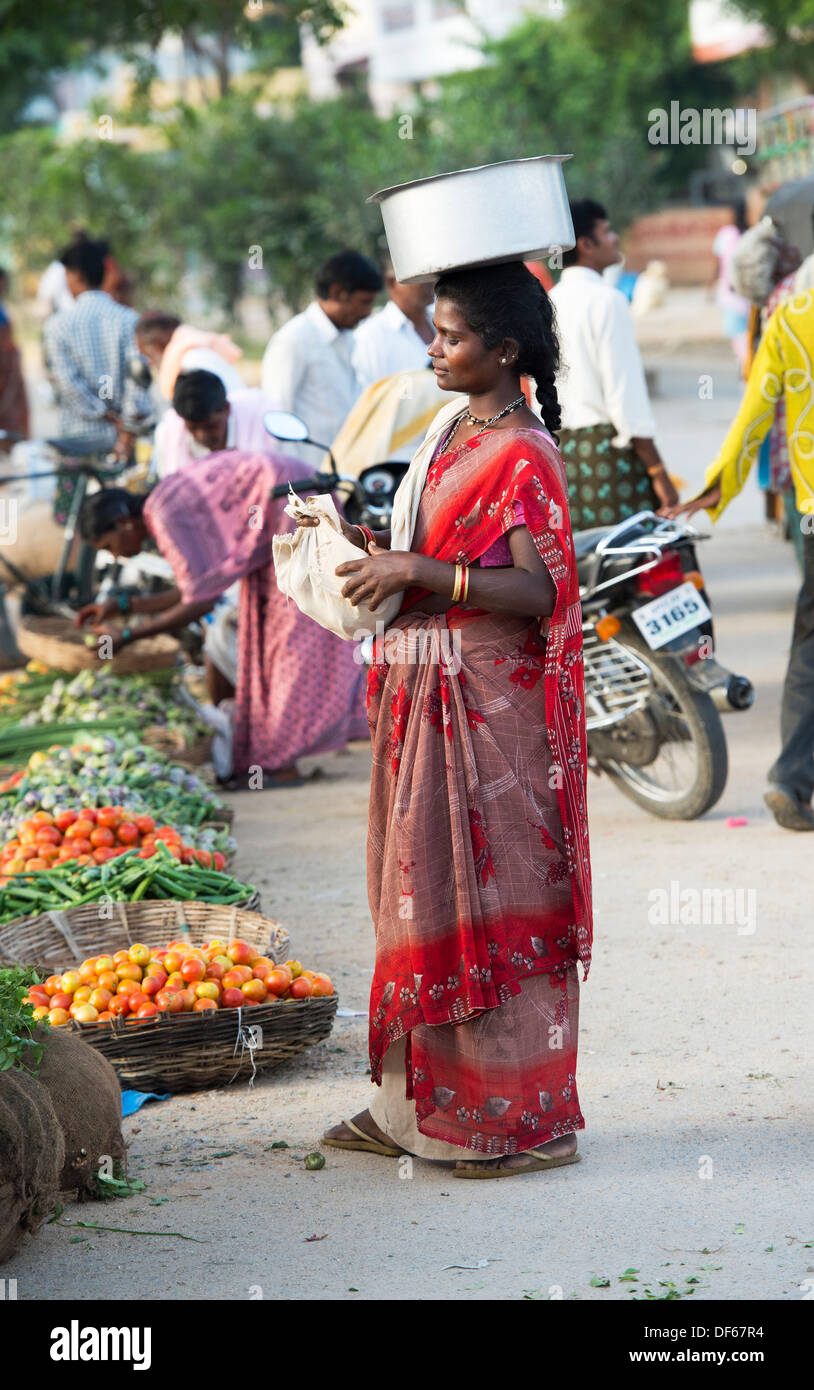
[9,348,813,1302]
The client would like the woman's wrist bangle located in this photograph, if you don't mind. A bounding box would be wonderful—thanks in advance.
[460,565,470,604]
[452,564,463,603]
[116,592,130,614]
[120,625,132,644]
[356,525,376,553]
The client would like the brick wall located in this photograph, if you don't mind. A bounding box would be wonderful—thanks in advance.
[622,206,736,284]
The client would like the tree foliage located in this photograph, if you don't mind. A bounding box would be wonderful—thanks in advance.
[0,2,741,318]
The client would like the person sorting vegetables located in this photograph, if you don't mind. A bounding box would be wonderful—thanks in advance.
[76,451,368,788]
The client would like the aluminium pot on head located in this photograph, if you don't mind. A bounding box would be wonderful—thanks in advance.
[367,155,575,285]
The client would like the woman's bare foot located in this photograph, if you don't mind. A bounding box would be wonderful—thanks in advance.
[323,1109,400,1148]
[454,1131,578,1173]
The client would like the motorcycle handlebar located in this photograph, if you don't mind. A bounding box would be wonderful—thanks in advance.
[270,471,364,503]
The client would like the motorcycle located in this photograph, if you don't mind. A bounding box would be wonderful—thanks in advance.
[263,410,404,527]
[578,510,753,820]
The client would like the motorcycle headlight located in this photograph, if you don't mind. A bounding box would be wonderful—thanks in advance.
[364,469,395,497]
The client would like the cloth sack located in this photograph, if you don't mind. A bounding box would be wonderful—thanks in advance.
[272,490,401,640]
[271,397,468,641]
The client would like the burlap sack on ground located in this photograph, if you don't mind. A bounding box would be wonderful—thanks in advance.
[23,1027,126,1197]
[0,1068,64,1264]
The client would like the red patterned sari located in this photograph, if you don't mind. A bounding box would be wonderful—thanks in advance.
[366,425,592,1155]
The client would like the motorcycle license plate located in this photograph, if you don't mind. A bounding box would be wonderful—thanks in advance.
[631,582,712,650]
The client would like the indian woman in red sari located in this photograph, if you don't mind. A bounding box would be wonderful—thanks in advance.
[322,262,592,1176]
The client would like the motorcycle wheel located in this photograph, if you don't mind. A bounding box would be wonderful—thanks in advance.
[592,630,728,820]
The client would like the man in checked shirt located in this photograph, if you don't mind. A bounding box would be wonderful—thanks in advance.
[43,238,152,459]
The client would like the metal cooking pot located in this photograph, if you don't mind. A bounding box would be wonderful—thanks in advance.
[367,155,574,284]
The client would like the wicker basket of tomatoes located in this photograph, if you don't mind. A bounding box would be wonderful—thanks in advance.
[12,906,337,1092]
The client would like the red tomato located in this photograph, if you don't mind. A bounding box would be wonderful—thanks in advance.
[26,857,49,871]
[71,837,93,855]
[82,808,98,823]
[138,845,157,858]
[192,997,218,1013]
[71,819,95,839]
[35,825,61,845]
[31,811,54,825]
[155,989,184,1013]
[134,815,155,835]
[221,987,245,1008]
[96,807,119,829]
[180,957,205,983]
[117,823,139,845]
[266,967,293,996]
[194,849,214,868]
[126,992,149,1013]
[107,996,129,1017]
[289,976,313,999]
[38,844,60,863]
[89,826,115,848]
[213,852,226,872]
[135,1003,159,1019]
[53,810,78,832]
[49,992,73,1012]
[92,847,116,864]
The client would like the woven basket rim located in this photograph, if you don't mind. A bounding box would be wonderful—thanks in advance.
[17,614,180,675]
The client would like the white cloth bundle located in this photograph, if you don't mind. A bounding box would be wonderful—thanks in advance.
[272,398,467,641]
[272,490,400,640]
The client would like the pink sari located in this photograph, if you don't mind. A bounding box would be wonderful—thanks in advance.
[144,450,368,773]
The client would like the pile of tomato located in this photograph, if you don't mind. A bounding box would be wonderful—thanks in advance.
[24,936,335,1027]
[1,807,226,877]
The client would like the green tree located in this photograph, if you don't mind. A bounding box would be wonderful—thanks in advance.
[0,0,347,130]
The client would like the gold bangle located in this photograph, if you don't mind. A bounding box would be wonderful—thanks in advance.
[452,564,463,603]
[460,565,470,604]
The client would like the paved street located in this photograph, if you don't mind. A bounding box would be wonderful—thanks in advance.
[9,346,812,1303]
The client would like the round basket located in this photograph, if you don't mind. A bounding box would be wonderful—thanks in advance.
[0,897,270,977]
[142,727,212,766]
[69,993,339,1092]
[16,615,180,675]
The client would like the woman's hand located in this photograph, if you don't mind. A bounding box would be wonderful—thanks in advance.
[74,598,119,629]
[336,543,416,611]
[660,480,722,520]
[93,626,126,654]
[295,513,367,549]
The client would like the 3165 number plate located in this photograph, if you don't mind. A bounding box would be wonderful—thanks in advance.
[631,581,712,650]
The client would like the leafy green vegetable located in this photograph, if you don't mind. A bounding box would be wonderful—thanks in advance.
[0,965,45,1073]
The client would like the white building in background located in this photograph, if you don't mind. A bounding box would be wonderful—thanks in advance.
[301,0,558,115]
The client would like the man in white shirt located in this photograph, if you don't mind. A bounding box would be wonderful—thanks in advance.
[261,249,382,460]
[550,200,677,529]
[353,265,434,388]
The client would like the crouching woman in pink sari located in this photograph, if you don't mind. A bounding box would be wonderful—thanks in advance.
[319,262,593,1177]
[76,450,368,784]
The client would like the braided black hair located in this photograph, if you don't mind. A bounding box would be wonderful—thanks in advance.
[433,261,561,441]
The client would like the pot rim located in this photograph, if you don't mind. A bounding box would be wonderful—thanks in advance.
[367,153,574,205]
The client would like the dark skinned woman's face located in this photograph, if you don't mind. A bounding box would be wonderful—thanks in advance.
[428,297,514,395]
[96,518,144,559]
